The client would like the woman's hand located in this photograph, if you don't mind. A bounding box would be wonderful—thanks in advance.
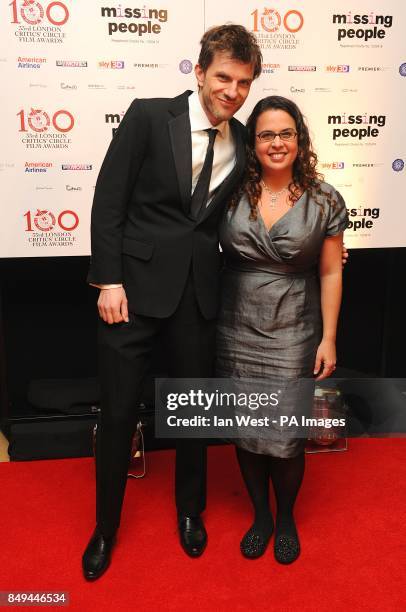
[342,243,349,267]
[317,233,343,381]
[313,338,336,381]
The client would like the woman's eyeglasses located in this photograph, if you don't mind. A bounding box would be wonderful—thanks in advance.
[256,129,297,143]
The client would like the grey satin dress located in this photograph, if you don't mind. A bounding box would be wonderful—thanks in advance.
[216,182,349,457]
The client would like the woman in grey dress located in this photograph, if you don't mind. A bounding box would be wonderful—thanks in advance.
[216,96,348,563]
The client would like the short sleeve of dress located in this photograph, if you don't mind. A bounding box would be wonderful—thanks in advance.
[326,189,349,237]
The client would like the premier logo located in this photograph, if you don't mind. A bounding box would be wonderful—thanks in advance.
[358,66,387,72]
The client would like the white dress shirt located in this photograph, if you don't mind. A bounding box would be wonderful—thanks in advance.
[189,91,236,203]
[94,91,236,289]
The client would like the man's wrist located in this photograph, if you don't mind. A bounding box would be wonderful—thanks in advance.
[89,283,123,289]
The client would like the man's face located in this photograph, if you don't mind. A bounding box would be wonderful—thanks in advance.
[195,51,254,125]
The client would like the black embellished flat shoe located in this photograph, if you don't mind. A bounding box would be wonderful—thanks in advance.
[274,533,300,564]
[240,525,273,559]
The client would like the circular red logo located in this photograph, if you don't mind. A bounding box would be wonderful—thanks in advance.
[28,109,50,133]
[261,9,281,32]
[34,209,56,231]
[21,1,44,25]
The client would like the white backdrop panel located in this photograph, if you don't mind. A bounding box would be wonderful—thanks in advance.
[0,0,405,256]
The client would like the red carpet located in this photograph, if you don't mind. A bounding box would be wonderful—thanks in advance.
[0,440,405,611]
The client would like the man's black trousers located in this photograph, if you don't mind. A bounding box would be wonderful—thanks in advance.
[95,272,216,537]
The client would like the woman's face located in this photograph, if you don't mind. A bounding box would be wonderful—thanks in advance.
[254,109,299,176]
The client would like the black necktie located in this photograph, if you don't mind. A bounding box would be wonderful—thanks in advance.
[190,128,218,219]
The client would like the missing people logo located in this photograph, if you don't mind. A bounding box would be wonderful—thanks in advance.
[346,205,380,233]
[327,112,386,143]
[105,110,125,137]
[332,11,393,46]
[100,5,168,39]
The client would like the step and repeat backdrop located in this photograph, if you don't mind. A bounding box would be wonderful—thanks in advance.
[0,0,405,257]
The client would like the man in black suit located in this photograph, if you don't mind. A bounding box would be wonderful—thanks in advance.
[82,24,263,580]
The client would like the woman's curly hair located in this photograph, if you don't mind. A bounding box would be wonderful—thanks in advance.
[230,96,335,219]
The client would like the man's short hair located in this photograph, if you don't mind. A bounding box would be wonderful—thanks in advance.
[198,24,262,80]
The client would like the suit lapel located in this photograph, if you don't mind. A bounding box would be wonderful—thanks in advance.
[168,91,193,216]
[197,118,246,224]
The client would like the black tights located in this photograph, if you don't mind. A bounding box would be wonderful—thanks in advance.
[236,446,305,539]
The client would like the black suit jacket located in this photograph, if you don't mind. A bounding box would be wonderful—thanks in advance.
[88,90,246,319]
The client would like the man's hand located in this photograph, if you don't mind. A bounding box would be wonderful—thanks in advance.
[97,287,129,324]
[342,244,349,267]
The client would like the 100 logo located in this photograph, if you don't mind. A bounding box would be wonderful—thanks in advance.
[9,0,69,26]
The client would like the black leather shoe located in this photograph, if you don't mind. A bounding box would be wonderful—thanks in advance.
[82,528,116,580]
[178,516,207,557]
